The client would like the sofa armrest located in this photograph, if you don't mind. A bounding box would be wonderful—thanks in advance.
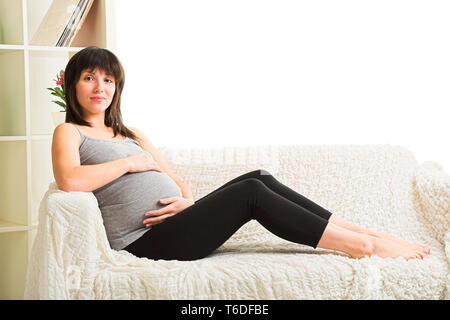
[25,182,108,299]
[413,161,450,244]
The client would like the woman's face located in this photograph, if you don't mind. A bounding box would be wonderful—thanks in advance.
[75,67,116,117]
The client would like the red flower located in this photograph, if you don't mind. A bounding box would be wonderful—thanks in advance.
[47,69,67,111]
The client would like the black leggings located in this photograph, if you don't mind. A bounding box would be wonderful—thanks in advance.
[123,169,333,261]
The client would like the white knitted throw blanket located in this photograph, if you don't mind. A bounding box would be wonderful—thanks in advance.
[24,144,450,299]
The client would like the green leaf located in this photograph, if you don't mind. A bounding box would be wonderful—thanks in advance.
[48,69,66,109]
[54,87,64,96]
[52,100,67,109]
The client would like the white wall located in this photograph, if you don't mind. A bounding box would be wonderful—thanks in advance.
[115,0,450,172]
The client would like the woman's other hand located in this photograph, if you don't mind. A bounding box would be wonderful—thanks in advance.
[126,152,163,173]
[143,197,195,227]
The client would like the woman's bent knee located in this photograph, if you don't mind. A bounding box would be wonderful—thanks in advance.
[259,169,271,176]
[236,178,267,198]
[225,178,267,201]
[240,177,266,187]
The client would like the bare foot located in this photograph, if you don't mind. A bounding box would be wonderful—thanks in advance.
[349,236,426,261]
[366,229,430,257]
[328,215,430,257]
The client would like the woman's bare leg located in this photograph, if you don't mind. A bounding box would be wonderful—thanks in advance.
[328,215,430,255]
[316,223,427,260]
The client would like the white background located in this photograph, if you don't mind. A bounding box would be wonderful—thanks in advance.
[115,0,450,171]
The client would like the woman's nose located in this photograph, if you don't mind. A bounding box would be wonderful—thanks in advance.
[94,80,105,92]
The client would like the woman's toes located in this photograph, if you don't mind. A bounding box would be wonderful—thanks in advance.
[406,253,419,261]
[418,245,430,255]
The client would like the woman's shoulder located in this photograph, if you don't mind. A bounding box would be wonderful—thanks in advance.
[127,125,147,140]
[53,122,81,143]
[127,125,141,135]
[126,126,153,149]
[54,122,78,134]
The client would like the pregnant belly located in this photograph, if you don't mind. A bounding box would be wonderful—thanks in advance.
[94,170,183,208]
[95,171,183,241]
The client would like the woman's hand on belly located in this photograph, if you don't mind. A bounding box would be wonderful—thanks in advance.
[143,196,195,227]
[126,152,163,173]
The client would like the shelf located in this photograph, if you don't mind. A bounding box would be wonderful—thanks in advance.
[0,136,51,141]
[0,49,26,136]
[31,139,53,225]
[0,136,27,141]
[0,0,115,300]
[0,141,28,226]
[29,50,75,135]
[26,0,107,48]
[0,0,23,45]
[27,45,85,52]
[0,220,37,233]
[0,220,28,233]
[0,231,28,299]
[0,45,86,52]
[0,44,25,50]
[30,134,52,140]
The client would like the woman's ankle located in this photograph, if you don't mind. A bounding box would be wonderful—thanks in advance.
[347,234,375,259]
[319,233,374,259]
[316,223,375,259]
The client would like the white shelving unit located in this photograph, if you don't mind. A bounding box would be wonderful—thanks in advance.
[0,0,116,299]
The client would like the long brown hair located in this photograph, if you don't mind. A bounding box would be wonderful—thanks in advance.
[64,46,140,142]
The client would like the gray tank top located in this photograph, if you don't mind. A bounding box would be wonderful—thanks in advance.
[74,125,182,250]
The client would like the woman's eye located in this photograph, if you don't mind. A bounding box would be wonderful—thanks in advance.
[83,76,113,83]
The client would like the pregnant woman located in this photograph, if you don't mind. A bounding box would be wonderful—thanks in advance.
[52,46,430,261]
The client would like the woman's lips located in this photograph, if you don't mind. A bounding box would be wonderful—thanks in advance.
[90,97,105,102]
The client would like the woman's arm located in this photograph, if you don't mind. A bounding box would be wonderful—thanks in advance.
[52,123,177,193]
[52,123,132,192]
[128,126,194,201]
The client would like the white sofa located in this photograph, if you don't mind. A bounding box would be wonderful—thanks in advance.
[24,144,450,299]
